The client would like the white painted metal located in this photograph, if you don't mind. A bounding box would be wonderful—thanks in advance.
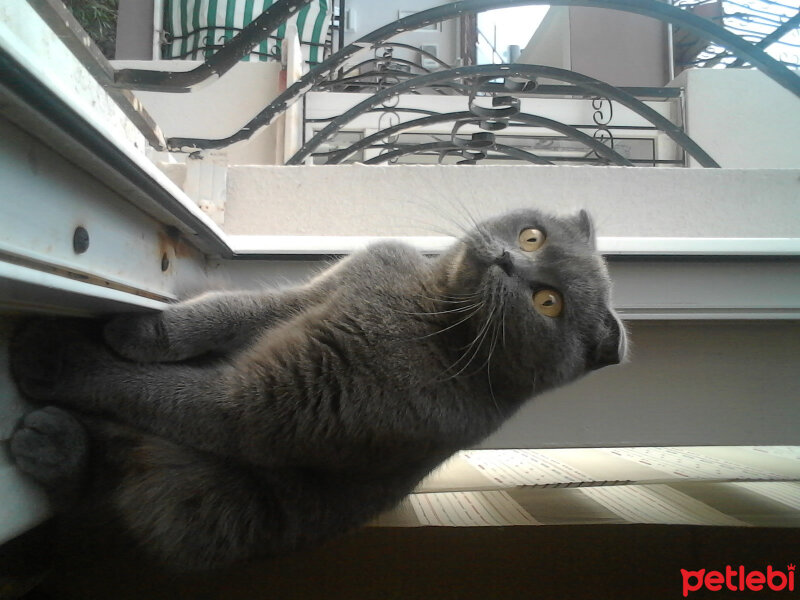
[0,118,202,303]
[0,1,147,152]
[228,235,455,255]
[0,2,230,250]
[210,252,800,321]
[599,237,800,256]
[0,262,169,314]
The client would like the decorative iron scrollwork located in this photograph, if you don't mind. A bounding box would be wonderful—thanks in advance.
[440,80,528,165]
[292,64,715,166]
[163,0,798,154]
[590,96,615,162]
[468,95,522,119]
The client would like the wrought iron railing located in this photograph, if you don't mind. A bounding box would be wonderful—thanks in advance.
[672,0,800,70]
[306,93,683,167]
[157,0,798,166]
[299,65,701,167]
[115,0,314,92]
[301,33,692,167]
[79,0,799,163]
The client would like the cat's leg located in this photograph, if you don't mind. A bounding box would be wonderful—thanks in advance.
[11,409,286,570]
[10,319,243,461]
[103,242,424,363]
[97,425,286,570]
[104,288,316,362]
[11,316,390,470]
[11,308,438,470]
[11,405,422,570]
[9,406,89,507]
[85,427,419,570]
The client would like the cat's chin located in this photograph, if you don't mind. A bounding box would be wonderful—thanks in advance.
[488,262,512,282]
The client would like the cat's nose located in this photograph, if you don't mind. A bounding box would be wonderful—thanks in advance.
[494,250,514,276]
[587,311,626,371]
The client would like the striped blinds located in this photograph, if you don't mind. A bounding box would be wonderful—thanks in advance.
[162,0,331,64]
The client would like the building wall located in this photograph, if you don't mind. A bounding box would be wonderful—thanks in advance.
[518,6,571,71]
[568,7,670,87]
[112,60,283,165]
[674,68,800,169]
[342,0,460,67]
[520,6,670,87]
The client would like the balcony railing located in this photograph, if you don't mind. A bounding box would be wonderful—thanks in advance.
[43,0,800,166]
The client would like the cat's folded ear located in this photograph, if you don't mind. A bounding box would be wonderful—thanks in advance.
[576,210,596,247]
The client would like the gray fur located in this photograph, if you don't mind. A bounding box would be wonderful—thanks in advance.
[9,209,626,570]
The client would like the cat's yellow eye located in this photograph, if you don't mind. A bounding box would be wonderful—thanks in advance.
[533,289,563,318]
[519,228,545,251]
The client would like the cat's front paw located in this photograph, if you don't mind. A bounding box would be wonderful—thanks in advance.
[10,319,106,402]
[10,407,89,500]
[104,313,172,362]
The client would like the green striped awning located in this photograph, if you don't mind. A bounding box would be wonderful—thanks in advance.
[162,0,331,64]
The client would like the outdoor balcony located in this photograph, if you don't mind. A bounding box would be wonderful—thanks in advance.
[1,1,798,597]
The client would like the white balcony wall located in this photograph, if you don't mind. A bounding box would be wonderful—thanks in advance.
[112,60,284,165]
[341,0,460,70]
[671,69,800,169]
[519,6,671,87]
[222,164,799,236]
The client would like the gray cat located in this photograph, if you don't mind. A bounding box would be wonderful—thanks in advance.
[9,208,625,570]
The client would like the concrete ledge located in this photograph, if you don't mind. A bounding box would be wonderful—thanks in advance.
[226,235,800,257]
[225,165,800,238]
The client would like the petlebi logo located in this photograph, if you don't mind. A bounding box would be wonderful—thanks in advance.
[681,564,795,597]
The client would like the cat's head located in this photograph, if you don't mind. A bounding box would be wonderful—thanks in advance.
[439,209,626,397]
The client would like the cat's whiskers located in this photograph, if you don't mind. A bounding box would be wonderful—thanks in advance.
[456,281,506,417]
[431,291,483,299]
[487,281,512,417]
[437,298,497,382]
[413,291,483,305]
[461,286,503,377]
[501,293,508,349]
[484,318,503,418]
[399,196,476,241]
[395,216,461,239]
[412,303,484,341]
[394,302,483,317]
[443,194,487,240]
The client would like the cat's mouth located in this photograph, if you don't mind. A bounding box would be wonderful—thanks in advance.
[585,311,627,371]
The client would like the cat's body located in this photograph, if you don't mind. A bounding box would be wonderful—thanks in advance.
[10,209,625,570]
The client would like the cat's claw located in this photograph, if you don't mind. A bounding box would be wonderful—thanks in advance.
[10,406,89,492]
